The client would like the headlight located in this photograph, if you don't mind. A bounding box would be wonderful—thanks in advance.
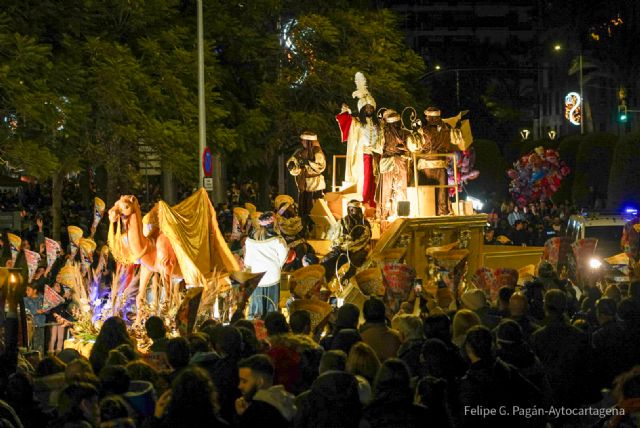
[589,258,602,269]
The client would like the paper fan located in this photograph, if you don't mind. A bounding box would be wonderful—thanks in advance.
[289,299,332,332]
[290,265,325,299]
[354,268,385,296]
[382,263,415,314]
[494,267,518,288]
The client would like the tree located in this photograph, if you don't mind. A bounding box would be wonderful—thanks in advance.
[551,134,582,204]
[466,139,508,200]
[1,1,233,238]
[206,1,427,208]
[607,131,640,210]
[571,133,617,208]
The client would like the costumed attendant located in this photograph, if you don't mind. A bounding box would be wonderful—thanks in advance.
[336,72,380,208]
[274,195,317,271]
[287,131,326,236]
[244,212,288,319]
[414,107,455,216]
[378,110,414,220]
[321,200,372,282]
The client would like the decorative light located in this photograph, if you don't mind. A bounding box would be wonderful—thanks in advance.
[564,92,582,126]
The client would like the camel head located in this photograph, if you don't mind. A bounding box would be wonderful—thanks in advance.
[116,195,139,218]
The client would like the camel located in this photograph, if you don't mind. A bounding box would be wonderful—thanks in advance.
[108,195,181,324]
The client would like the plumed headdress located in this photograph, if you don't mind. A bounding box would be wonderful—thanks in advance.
[352,72,376,111]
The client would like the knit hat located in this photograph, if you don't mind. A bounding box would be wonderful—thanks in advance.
[461,289,487,311]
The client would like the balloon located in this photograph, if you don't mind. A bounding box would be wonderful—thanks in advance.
[507,146,568,206]
[532,170,545,182]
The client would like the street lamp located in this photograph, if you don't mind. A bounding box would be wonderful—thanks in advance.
[435,65,441,71]
[553,43,584,134]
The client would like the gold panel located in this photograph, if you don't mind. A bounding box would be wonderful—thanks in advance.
[372,215,487,282]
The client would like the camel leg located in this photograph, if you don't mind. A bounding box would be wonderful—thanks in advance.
[136,266,153,325]
[151,273,160,314]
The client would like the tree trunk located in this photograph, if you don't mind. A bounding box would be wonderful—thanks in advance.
[51,170,64,241]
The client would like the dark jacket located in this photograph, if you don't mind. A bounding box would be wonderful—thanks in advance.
[364,390,430,428]
[592,320,633,389]
[458,358,543,428]
[531,317,596,407]
[396,339,425,378]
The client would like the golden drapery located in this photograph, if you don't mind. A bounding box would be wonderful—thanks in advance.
[109,189,239,288]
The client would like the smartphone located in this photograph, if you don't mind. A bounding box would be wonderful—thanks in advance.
[414,278,423,293]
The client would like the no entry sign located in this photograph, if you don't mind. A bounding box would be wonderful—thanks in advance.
[202,147,213,177]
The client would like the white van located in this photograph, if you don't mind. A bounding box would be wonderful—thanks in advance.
[565,211,634,259]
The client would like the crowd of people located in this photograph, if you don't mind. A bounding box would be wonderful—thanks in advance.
[3,261,640,427]
[0,136,638,428]
[483,199,577,247]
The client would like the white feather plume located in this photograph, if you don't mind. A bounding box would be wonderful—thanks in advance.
[352,71,369,99]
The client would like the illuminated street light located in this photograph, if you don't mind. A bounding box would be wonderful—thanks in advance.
[553,44,562,51]
[435,65,441,70]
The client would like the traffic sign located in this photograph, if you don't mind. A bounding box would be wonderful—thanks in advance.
[203,177,214,191]
[202,147,213,177]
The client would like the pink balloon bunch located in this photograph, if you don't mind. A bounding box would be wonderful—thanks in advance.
[507,147,570,206]
[447,148,480,196]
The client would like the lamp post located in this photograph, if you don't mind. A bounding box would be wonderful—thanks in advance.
[554,44,584,134]
[197,0,206,190]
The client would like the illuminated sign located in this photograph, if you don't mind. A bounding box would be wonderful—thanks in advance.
[564,92,582,126]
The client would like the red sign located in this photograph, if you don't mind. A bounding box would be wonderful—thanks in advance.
[202,147,213,177]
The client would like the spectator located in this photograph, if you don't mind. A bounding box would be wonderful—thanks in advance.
[531,289,596,409]
[346,342,380,386]
[460,289,500,329]
[154,366,227,427]
[50,382,100,428]
[289,310,311,335]
[4,372,51,428]
[319,350,347,374]
[363,358,429,428]
[592,298,631,389]
[165,337,190,384]
[263,312,290,337]
[415,376,452,428]
[319,303,362,353]
[494,319,552,402]
[89,317,136,375]
[98,365,130,397]
[459,326,542,428]
[359,297,401,361]
[235,355,296,427]
[508,292,540,342]
[294,370,363,428]
[210,326,243,424]
[145,317,168,354]
[99,395,135,428]
[605,366,640,428]
[451,309,481,348]
[391,314,424,377]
